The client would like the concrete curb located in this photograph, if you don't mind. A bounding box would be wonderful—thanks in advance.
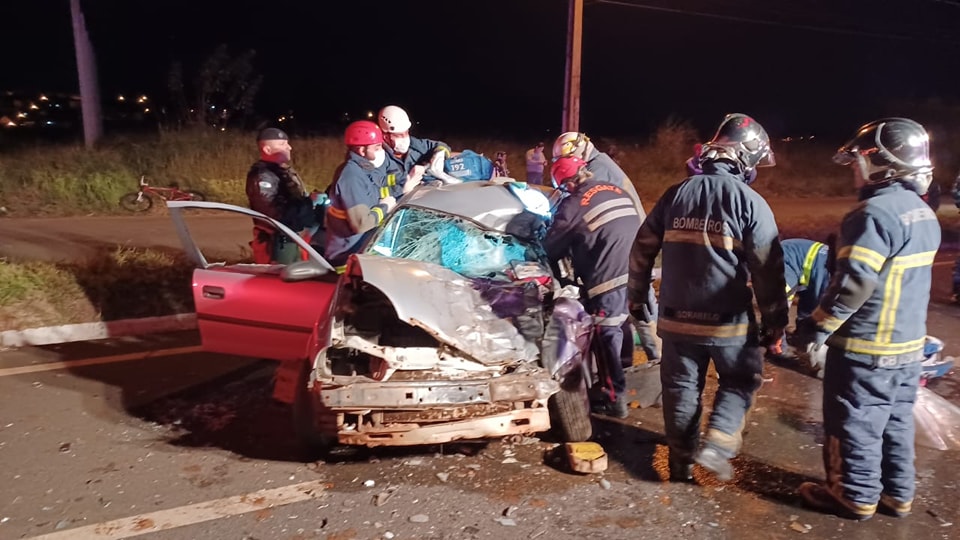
[1,313,197,349]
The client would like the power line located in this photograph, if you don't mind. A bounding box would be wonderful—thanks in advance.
[592,0,960,44]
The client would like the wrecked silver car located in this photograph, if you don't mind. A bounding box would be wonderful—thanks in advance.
[168,181,594,450]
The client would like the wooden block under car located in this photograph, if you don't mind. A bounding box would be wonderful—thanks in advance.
[565,442,608,473]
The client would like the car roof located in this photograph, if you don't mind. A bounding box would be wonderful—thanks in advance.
[399,182,530,233]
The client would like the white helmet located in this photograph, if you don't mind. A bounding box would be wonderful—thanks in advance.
[378,105,412,134]
[552,131,591,160]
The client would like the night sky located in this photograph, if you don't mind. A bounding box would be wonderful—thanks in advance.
[4,0,960,139]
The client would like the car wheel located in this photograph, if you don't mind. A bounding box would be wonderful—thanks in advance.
[548,369,593,442]
[292,358,337,457]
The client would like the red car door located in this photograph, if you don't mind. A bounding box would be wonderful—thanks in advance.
[191,266,335,361]
[167,201,338,361]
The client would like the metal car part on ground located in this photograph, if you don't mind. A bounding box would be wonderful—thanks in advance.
[166,183,594,451]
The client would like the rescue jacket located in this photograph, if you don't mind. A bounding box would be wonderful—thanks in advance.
[325,152,391,267]
[384,136,450,197]
[782,238,829,301]
[245,160,316,232]
[811,182,940,356]
[584,147,645,221]
[544,179,642,323]
[627,161,789,345]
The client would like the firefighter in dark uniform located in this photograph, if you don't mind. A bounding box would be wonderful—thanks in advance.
[245,127,320,264]
[377,105,454,195]
[552,131,662,365]
[544,156,644,418]
[325,120,396,270]
[797,118,941,521]
[627,113,789,482]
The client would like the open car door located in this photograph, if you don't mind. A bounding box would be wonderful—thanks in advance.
[167,201,337,361]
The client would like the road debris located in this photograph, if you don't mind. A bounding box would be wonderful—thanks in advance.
[927,509,953,527]
[494,517,517,526]
[436,472,450,482]
[564,442,608,473]
[409,514,429,523]
[789,522,812,533]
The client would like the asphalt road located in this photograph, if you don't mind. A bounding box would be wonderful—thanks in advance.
[0,262,957,540]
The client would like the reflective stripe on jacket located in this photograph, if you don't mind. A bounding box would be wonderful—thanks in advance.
[628,161,788,345]
[813,183,940,356]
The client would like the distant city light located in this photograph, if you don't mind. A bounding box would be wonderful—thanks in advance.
[366,111,374,118]
[137,95,148,103]
[39,94,49,101]
[118,94,125,102]
[28,103,39,110]
[144,108,150,113]
[5,121,16,127]
[16,112,26,118]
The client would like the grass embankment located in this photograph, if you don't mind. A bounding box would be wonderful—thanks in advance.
[0,248,194,331]
[0,124,957,332]
[0,123,891,218]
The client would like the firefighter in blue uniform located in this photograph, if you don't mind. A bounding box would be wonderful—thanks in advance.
[325,121,397,270]
[377,105,455,194]
[797,118,941,521]
[544,156,644,418]
[553,131,662,365]
[767,238,831,358]
[627,113,789,482]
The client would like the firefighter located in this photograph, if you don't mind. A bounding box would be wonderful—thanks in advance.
[377,105,455,194]
[796,118,940,521]
[768,238,831,359]
[324,121,397,270]
[544,156,644,418]
[627,113,788,482]
[245,127,321,264]
[553,131,662,364]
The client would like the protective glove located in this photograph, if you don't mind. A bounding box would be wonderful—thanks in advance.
[379,195,397,212]
[793,318,828,352]
[428,149,462,185]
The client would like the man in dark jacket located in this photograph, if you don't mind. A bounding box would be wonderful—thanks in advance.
[797,118,941,521]
[544,156,644,418]
[245,127,320,264]
[627,113,788,482]
[552,131,661,365]
[377,105,455,193]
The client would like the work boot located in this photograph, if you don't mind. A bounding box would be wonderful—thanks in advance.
[878,493,912,518]
[669,459,694,482]
[591,394,628,419]
[693,445,734,481]
[798,482,875,521]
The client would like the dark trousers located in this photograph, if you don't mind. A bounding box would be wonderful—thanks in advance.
[588,289,627,397]
[660,339,764,462]
[822,347,922,505]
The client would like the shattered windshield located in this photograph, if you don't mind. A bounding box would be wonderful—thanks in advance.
[365,206,541,279]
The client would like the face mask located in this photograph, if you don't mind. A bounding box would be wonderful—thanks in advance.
[370,148,386,168]
[392,136,411,154]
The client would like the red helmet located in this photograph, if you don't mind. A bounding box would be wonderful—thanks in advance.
[550,156,587,189]
[344,120,383,146]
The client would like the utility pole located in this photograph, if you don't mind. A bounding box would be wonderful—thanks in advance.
[562,0,583,133]
[70,0,102,148]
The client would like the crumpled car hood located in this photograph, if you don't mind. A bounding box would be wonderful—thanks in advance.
[350,254,538,366]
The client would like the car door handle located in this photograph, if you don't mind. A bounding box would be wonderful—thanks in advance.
[202,285,225,300]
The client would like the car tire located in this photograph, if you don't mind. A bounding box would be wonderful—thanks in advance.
[548,369,593,442]
[292,358,337,457]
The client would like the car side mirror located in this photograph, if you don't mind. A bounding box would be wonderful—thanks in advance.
[280,260,329,282]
